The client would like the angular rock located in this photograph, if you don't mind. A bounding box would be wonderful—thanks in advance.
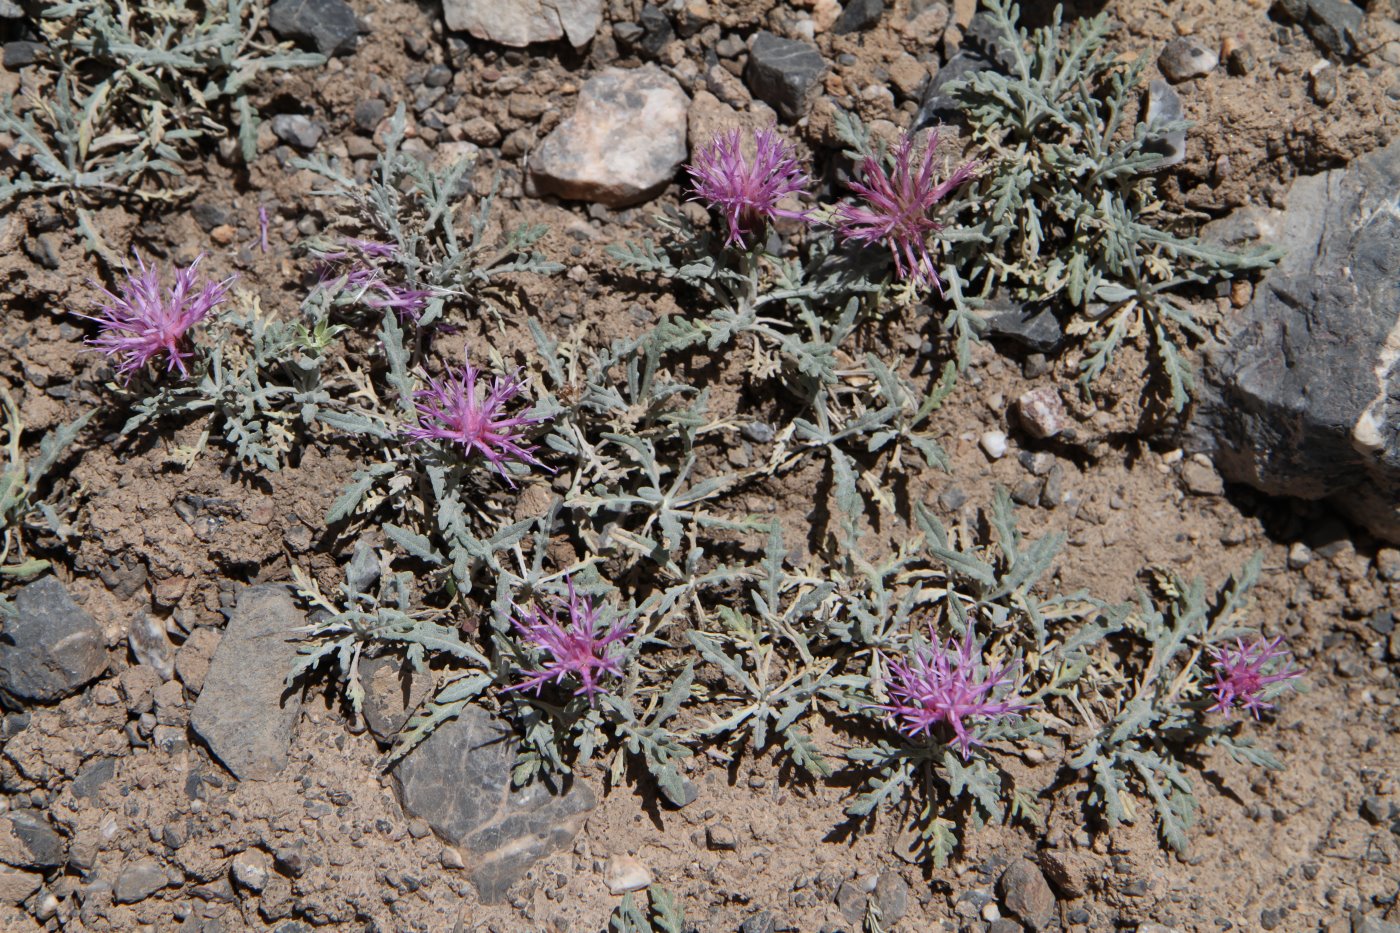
[270,114,323,151]
[391,705,595,903]
[0,576,108,705]
[268,0,359,56]
[444,0,603,48]
[128,611,176,682]
[604,854,651,894]
[873,872,910,924]
[1277,0,1363,57]
[0,811,65,869]
[189,586,304,781]
[2,41,44,69]
[1157,37,1217,83]
[0,867,41,907]
[0,1,23,19]
[1016,387,1067,439]
[915,10,1014,129]
[114,858,169,904]
[530,65,688,207]
[360,654,431,742]
[1192,137,1400,543]
[1143,79,1186,168]
[746,32,826,122]
[70,757,117,800]
[999,860,1055,930]
[633,4,674,58]
[834,0,884,34]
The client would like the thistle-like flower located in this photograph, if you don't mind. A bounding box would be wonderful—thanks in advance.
[506,581,632,704]
[832,130,978,293]
[686,126,809,248]
[880,625,1028,760]
[365,283,434,322]
[1206,636,1302,719]
[402,355,547,485]
[76,251,235,382]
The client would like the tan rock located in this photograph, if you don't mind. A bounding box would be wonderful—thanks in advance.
[531,65,689,207]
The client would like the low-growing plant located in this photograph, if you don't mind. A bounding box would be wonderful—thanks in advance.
[1,0,323,255]
[1067,554,1302,854]
[0,388,92,585]
[609,885,690,933]
[943,0,1281,410]
[295,104,561,335]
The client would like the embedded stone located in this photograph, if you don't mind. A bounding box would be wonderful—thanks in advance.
[443,0,603,48]
[391,705,595,903]
[0,576,108,705]
[189,586,304,781]
[531,65,688,207]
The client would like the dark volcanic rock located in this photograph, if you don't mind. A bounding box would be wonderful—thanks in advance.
[0,576,108,706]
[1276,0,1364,57]
[745,31,826,122]
[834,0,884,34]
[268,0,359,56]
[1193,137,1400,542]
[189,586,304,781]
[392,705,595,903]
[0,810,66,869]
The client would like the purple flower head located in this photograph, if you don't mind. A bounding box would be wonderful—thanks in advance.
[402,355,548,485]
[506,581,632,704]
[365,283,434,322]
[1206,635,1302,719]
[832,130,978,294]
[686,126,809,248]
[76,251,235,382]
[879,624,1028,760]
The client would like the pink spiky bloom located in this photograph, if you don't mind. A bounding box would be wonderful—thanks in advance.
[506,581,632,704]
[686,126,810,248]
[402,356,548,486]
[1206,636,1302,719]
[880,625,1028,760]
[832,130,978,294]
[76,251,235,382]
[365,283,434,322]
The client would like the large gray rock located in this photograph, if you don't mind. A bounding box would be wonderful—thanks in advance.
[1276,0,1363,57]
[745,32,826,122]
[0,577,108,706]
[391,705,595,903]
[530,65,688,207]
[1192,137,1400,542]
[189,586,304,781]
[268,0,359,56]
[444,0,603,48]
[0,810,66,869]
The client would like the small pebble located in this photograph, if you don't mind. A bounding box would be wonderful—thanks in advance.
[1287,541,1313,570]
[980,431,1008,460]
[1158,37,1218,82]
[1016,387,1067,439]
[604,854,652,894]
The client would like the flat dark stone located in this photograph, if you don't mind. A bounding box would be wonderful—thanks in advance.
[0,576,108,706]
[391,705,595,903]
[189,586,304,781]
[268,0,359,56]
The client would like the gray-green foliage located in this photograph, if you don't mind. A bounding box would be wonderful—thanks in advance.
[287,543,492,730]
[609,885,689,933]
[120,298,338,471]
[0,388,92,582]
[295,103,561,330]
[837,489,1104,866]
[946,0,1279,410]
[1,0,322,255]
[1068,553,1289,854]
